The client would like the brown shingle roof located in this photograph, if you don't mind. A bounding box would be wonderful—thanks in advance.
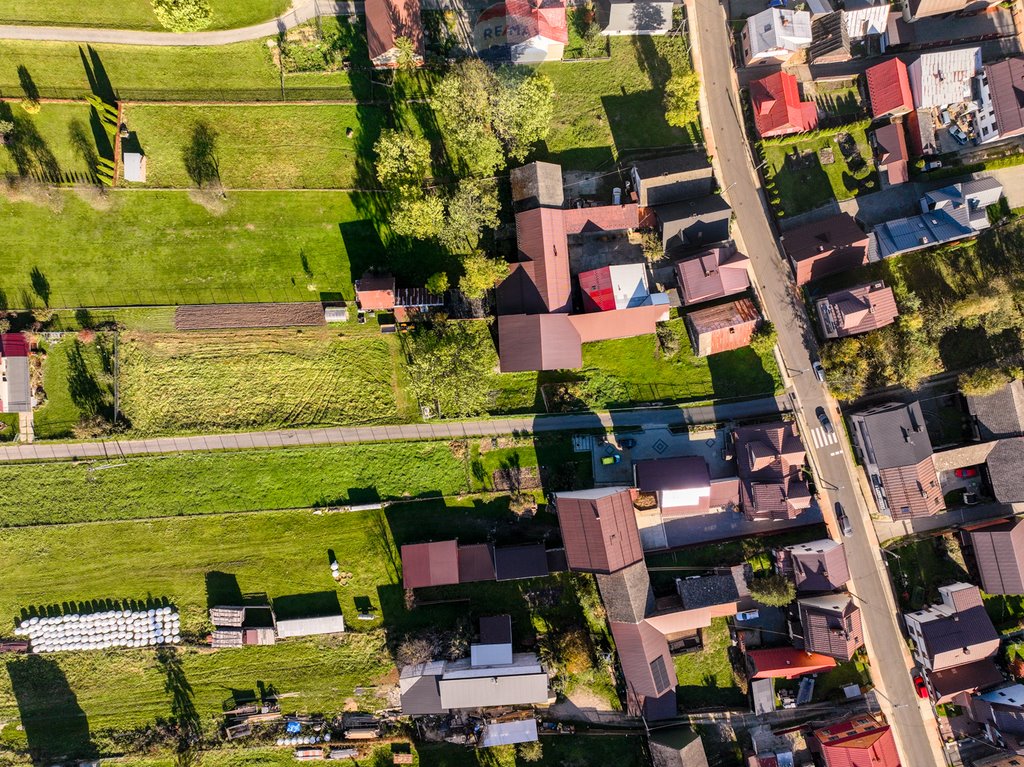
[497,314,582,373]
[609,620,677,699]
[787,539,850,592]
[799,594,864,661]
[401,540,460,589]
[985,58,1024,140]
[555,487,645,575]
[781,214,869,286]
[675,244,751,306]
[815,281,899,338]
[734,422,809,521]
[874,123,909,186]
[928,658,1004,703]
[879,458,944,520]
[970,517,1024,595]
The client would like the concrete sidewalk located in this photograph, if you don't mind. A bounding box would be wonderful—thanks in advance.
[0,1,356,45]
[0,396,789,463]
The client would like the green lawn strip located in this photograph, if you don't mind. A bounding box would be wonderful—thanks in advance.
[416,736,645,767]
[0,442,478,526]
[51,307,178,332]
[673,617,745,709]
[117,328,415,434]
[0,414,18,443]
[33,336,115,440]
[0,102,100,182]
[0,190,360,308]
[889,536,969,612]
[0,0,289,31]
[811,656,871,702]
[123,103,384,189]
[537,36,698,170]
[762,122,877,218]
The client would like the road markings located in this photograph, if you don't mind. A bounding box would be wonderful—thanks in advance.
[810,426,839,449]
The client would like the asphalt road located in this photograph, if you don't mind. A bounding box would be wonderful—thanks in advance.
[686,0,947,762]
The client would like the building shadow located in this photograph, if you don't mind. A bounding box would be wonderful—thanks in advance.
[6,655,97,763]
[272,591,343,621]
[205,571,244,608]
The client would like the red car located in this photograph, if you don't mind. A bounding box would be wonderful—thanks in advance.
[913,675,928,699]
[955,467,979,479]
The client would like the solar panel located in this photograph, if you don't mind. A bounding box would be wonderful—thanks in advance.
[650,656,670,693]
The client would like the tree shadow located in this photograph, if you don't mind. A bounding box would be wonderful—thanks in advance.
[16,65,40,103]
[66,339,109,417]
[5,115,61,181]
[366,509,401,585]
[29,267,49,306]
[6,655,97,764]
[68,118,99,177]
[156,647,200,767]
[182,120,220,188]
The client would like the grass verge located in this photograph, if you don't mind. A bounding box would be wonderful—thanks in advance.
[673,617,745,709]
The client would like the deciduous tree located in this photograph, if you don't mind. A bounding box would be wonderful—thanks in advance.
[664,70,701,129]
[407,321,493,417]
[373,130,432,190]
[492,67,554,162]
[440,179,500,253]
[390,194,444,240]
[152,0,213,32]
[459,252,508,299]
[749,572,796,608]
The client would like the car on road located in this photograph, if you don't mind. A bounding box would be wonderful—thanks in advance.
[923,159,943,172]
[600,455,621,465]
[955,467,978,478]
[836,503,853,537]
[949,124,969,145]
[816,406,834,434]
[913,674,929,699]
[812,361,825,382]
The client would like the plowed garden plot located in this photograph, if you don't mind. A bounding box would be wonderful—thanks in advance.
[118,328,414,433]
[174,302,326,330]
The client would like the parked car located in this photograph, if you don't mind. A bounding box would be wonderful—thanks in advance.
[949,124,969,145]
[914,675,929,699]
[955,467,978,478]
[812,361,826,382]
[619,438,637,449]
[816,406,834,434]
[600,455,620,466]
[836,503,853,537]
[923,160,943,172]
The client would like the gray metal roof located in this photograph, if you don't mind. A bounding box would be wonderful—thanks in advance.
[752,678,775,715]
[871,210,973,258]
[987,437,1024,504]
[479,719,539,747]
[275,614,345,638]
[2,355,30,413]
[851,401,934,469]
[438,654,549,709]
[399,662,446,715]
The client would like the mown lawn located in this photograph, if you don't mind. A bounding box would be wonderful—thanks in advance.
[0,102,101,182]
[0,0,289,30]
[674,617,745,709]
[0,442,477,526]
[0,190,364,308]
[33,335,115,440]
[538,36,699,169]
[118,328,415,433]
[123,103,385,189]
[762,122,877,218]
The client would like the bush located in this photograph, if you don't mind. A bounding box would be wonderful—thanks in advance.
[151,0,213,32]
[959,365,1015,396]
[517,741,543,763]
[749,572,796,607]
[20,98,40,115]
[750,321,777,358]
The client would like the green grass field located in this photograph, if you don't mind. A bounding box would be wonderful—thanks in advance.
[673,617,745,708]
[538,36,699,169]
[123,103,384,189]
[762,123,878,218]
[0,190,365,308]
[118,328,415,433]
[33,335,116,440]
[0,102,101,182]
[0,0,289,30]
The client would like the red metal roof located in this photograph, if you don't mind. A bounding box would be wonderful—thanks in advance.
[514,207,572,313]
[578,266,616,312]
[355,273,397,311]
[866,59,913,119]
[506,0,569,43]
[748,647,837,679]
[815,714,900,767]
[0,333,29,357]
[750,71,818,138]
[561,204,639,234]
[401,540,460,589]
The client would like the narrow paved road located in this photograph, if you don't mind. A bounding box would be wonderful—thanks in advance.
[0,1,355,45]
[0,396,788,462]
[687,0,947,763]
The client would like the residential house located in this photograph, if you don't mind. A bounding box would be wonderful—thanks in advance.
[870,178,1003,260]
[968,517,1024,595]
[553,487,645,574]
[675,244,751,307]
[355,274,396,311]
[505,0,568,64]
[971,684,1024,745]
[686,298,761,357]
[749,71,818,138]
[734,421,812,521]
[747,647,837,679]
[849,401,944,519]
[402,540,460,589]
[401,538,561,588]
[634,456,711,517]
[366,0,424,69]
[658,195,733,255]
[599,0,675,35]
[866,58,914,118]
[904,582,1001,702]
[497,161,669,372]
[579,263,652,312]
[608,619,678,719]
[778,538,850,593]
[809,3,890,64]
[649,728,710,767]
[908,48,982,109]
[873,122,909,186]
[815,281,899,339]
[0,333,30,413]
[813,714,900,767]
[966,379,1024,441]
[985,437,1024,503]
[781,213,869,286]
[903,0,996,22]
[741,8,813,65]
[984,58,1024,141]
[798,593,864,661]
[630,153,715,208]
[471,615,513,667]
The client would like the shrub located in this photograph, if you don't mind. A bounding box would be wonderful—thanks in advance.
[425,272,449,295]
[749,572,796,607]
[20,98,40,115]
[151,0,213,32]
[750,321,777,358]
[959,365,1014,396]
[517,741,543,763]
